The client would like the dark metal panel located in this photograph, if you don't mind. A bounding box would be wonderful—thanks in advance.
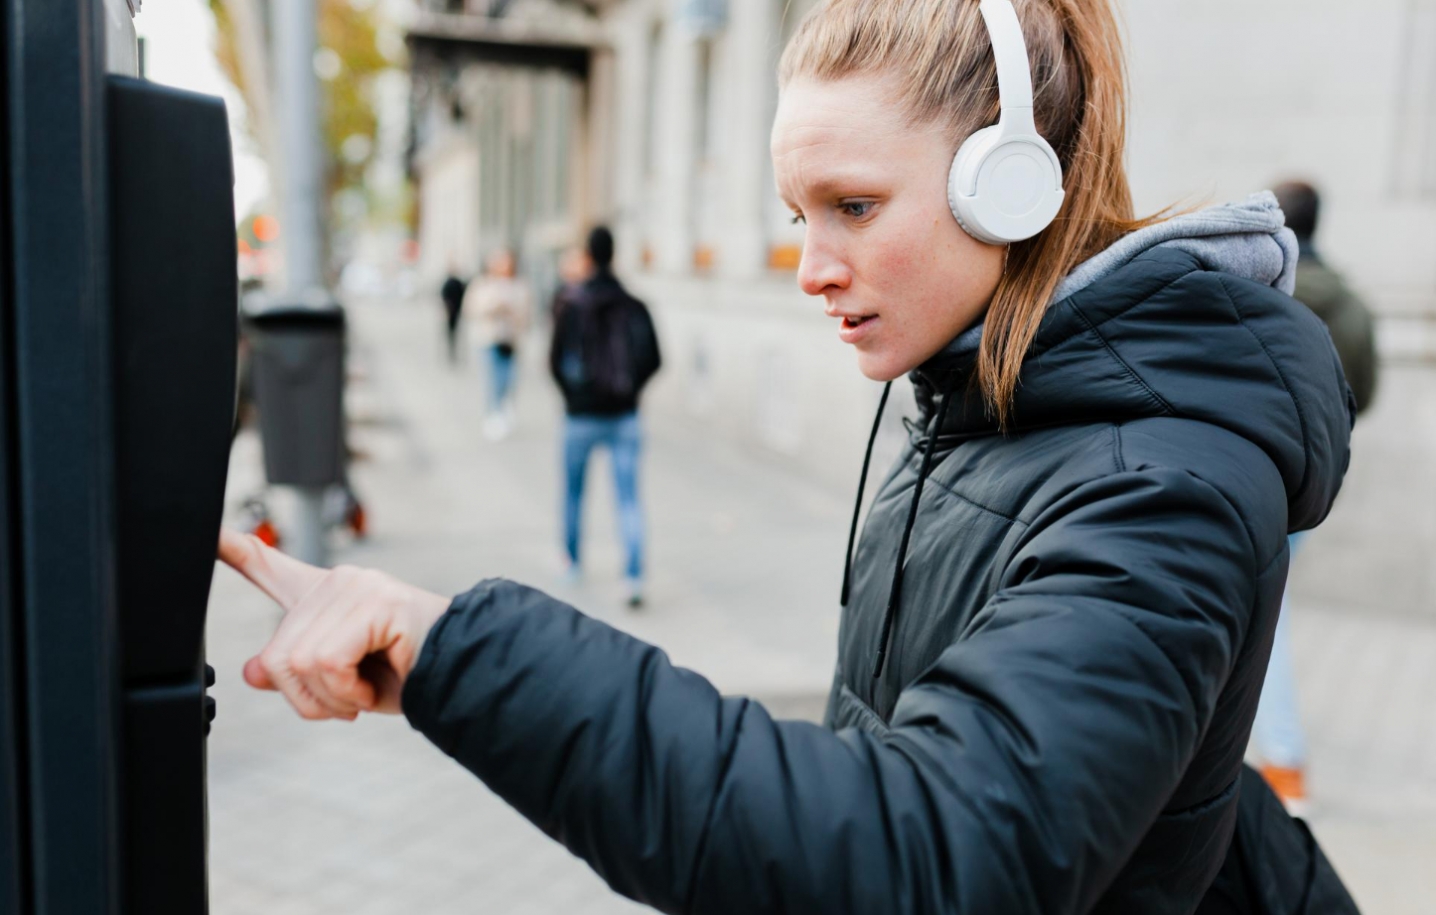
[108,74,236,915]
[0,0,30,910]
[6,0,120,911]
[109,77,236,684]
[0,258,28,910]
[120,683,208,914]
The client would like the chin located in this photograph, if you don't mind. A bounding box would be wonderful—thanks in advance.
[854,348,913,383]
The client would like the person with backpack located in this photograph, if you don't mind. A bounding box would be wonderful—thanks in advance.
[1252,181,1380,814]
[549,226,661,608]
[217,1,1361,911]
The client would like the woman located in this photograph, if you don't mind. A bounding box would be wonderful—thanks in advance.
[464,247,532,440]
[220,1,1354,912]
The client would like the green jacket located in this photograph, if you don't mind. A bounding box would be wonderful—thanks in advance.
[1294,254,1378,414]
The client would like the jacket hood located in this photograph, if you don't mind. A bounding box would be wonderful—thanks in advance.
[916,192,1353,532]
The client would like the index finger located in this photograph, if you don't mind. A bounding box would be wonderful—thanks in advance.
[217,526,326,611]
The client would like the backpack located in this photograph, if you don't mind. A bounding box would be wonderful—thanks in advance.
[554,277,658,410]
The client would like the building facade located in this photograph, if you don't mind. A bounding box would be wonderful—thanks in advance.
[408,0,1436,618]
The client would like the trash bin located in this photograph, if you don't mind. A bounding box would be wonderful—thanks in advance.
[243,299,346,488]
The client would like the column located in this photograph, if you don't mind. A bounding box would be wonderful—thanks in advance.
[653,15,699,275]
[719,0,776,280]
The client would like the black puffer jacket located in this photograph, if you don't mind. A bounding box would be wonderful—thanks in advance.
[404,244,1352,913]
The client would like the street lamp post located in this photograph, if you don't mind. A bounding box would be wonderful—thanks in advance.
[271,0,331,567]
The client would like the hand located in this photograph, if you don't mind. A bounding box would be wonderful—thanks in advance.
[217,527,451,720]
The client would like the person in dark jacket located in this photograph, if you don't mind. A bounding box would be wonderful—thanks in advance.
[217,1,1357,912]
[549,226,661,607]
[1249,181,1381,814]
[439,263,467,366]
[1273,181,1378,414]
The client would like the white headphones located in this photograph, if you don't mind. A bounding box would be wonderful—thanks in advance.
[948,0,1066,245]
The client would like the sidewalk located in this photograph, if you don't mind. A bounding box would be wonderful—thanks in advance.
[207,295,849,914]
[205,295,1436,913]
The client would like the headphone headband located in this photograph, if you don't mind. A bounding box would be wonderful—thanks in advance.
[980,0,1036,133]
[947,0,1065,244]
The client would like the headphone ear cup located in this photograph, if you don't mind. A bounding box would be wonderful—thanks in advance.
[949,130,1065,245]
[948,126,1003,242]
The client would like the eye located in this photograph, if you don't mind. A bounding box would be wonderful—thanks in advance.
[839,201,874,219]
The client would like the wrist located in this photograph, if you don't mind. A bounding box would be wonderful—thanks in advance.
[410,591,451,655]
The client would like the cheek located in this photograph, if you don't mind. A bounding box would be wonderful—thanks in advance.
[865,229,927,292]
[872,237,957,327]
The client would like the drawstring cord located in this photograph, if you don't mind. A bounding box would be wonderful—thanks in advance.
[841,382,893,607]
[873,371,961,680]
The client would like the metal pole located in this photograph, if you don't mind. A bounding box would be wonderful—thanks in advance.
[273,0,323,295]
[272,0,329,565]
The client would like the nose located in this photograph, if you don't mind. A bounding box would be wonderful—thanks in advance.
[797,232,852,298]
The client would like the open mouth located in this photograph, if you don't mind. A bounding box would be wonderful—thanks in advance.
[842,315,876,330]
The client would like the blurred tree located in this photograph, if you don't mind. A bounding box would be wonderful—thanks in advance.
[209,0,392,233]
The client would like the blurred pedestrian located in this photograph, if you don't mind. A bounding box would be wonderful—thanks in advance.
[550,245,591,322]
[464,248,533,440]
[1255,180,1380,814]
[549,227,661,607]
[1274,180,1378,411]
[439,261,467,365]
[221,1,1359,911]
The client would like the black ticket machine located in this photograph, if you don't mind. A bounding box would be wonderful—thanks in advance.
[1,2,235,912]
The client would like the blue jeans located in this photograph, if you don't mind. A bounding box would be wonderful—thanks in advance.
[563,413,644,581]
[1254,532,1309,768]
[487,344,516,412]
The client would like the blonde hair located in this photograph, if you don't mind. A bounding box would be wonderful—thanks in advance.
[780,0,1166,426]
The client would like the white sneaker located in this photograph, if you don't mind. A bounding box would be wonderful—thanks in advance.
[482,413,507,441]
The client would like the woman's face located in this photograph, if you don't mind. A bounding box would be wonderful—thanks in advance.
[772,74,1005,381]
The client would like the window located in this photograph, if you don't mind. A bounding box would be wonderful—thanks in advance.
[643,21,663,180]
[695,38,714,162]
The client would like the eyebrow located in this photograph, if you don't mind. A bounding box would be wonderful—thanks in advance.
[779,170,885,206]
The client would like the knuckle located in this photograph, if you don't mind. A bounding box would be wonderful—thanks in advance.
[259,646,285,675]
[289,649,316,677]
[356,569,389,592]
[316,651,349,676]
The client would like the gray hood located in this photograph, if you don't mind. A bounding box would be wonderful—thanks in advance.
[1056,191,1298,300]
[945,191,1299,356]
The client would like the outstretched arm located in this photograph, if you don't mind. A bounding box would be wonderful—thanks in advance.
[222,467,1260,914]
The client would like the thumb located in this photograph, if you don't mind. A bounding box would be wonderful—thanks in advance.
[243,655,277,691]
